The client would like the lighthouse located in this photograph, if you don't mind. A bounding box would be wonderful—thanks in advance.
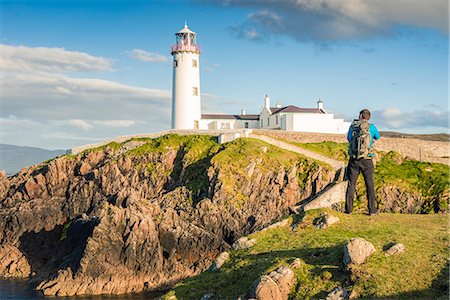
[171,23,201,130]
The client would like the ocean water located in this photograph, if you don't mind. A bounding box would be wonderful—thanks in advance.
[0,279,164,300]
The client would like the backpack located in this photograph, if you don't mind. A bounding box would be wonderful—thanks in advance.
[348,119,373,159]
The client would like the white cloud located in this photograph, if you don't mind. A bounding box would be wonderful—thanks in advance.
[0,44,114,73]
[93,120,136,127]
[0,44,172,149]
[68,119,93,130]
[212,0,448,42]
[126,49,169,63]
[373,107,449,130]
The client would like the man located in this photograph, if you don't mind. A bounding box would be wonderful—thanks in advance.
[345,109,380,215]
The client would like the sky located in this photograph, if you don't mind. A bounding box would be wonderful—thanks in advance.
[0,0,448,150]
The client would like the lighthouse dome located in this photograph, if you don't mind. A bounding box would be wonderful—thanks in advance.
[177,24,195,34]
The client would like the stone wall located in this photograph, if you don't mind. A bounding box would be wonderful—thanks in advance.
[252,129,450,165]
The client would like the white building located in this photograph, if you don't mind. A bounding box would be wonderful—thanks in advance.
[170,24,350,134]
[200,95,350,134]
[171,23,202,130]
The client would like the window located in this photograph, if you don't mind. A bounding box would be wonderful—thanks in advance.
[267,117,270,126]
[276,115,278,125]
[173,60,178,68]
[193,87,198,96]
[221,122,230,129]
[245,122,249,129]
[192,59,198,67]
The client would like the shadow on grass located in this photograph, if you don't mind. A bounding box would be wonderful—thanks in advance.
[169,244,350,300]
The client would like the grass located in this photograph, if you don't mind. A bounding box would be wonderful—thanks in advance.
[294,141,350,162]
[164,209,449,299]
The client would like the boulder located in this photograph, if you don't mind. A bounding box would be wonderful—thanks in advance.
[343,238,375,266]
[246,266,296,300]
[326,287,349,300]
[209,251,230,271]
[232,237,257,250]
[385,243,405,256]
[314,213,339,229]
[290,258,302,269]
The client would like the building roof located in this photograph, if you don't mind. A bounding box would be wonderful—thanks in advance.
[201,114,260,120]
[177,24,195,34]
[270,105,325,114]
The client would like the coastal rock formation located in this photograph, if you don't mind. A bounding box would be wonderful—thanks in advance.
[0,135,335,296]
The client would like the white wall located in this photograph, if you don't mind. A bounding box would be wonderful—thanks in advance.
[199,119,259,130]
[172,51,201,129]
[289,113,349,134]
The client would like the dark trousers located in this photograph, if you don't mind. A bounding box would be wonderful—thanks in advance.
[345,158,377,214]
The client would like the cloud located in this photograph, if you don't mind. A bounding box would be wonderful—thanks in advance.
[68,119,93,130]
[1,44,114,73]
[126,49,169,63]
[0,44,172,149]
[206,0,448,43]
[93,120,136,127]
[373,107,449,130]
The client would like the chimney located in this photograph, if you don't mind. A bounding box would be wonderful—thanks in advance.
[317,99,324,110]
[275,101,281,108]
[264,95,271,111]
[241,108,246,115]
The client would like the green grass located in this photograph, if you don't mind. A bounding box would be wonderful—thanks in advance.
[294,141,350,162]
[164,209,449,299]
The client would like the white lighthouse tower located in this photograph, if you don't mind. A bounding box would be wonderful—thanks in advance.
[171,22,201,130]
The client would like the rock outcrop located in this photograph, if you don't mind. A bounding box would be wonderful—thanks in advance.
[243,266,296,300]
[209,252,230,271]
[343,238,375,267]
[385,243,406,257]
[314,213,340,229]
[0,135,335,296]
[232,237,257,250]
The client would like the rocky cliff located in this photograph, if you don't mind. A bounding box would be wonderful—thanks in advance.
[0,134,335,296]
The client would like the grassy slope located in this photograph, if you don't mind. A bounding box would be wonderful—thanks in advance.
[70,134,332,206]
[165,209,449,299]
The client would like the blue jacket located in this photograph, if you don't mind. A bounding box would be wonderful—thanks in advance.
[347,122,380,156]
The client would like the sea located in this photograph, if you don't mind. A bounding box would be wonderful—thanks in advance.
[0,279,164,300]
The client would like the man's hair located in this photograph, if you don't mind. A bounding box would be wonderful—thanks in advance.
[359,109,371,120]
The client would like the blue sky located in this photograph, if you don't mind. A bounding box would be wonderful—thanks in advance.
[1,0,448,149]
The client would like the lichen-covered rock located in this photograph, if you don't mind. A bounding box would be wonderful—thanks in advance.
[326,287,350,300]
[232,237,257,250]
[245,266,296,300]
[209,251,230,271]
[314,213,339,229]
[385,243,406,256]
[343,238,375,266]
